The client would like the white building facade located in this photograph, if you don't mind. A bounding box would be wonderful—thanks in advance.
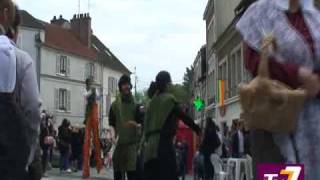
[19,11,130,128]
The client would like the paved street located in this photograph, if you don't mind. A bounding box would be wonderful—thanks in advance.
[43,168,113,180]
[43,168,193,180]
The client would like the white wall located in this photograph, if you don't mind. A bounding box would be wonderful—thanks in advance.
[18,27,44,64]
[214,0,241,38]
[40,47,101,83]
[40,47,103,128]
[102,66,123,127]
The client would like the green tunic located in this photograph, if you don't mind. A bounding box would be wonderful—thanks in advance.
[111,94,139,171]
[144,93,176,162]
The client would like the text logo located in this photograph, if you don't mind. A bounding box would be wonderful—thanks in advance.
[257,164,304,180]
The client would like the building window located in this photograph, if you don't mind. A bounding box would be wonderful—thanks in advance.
[207,71,215,105]
[108,77,117,95]
[85,63,97,81]
[207,15,216,50]
[225,46,243,99]
[55,88,71,112]
[56,55,70,76]
[218,57,228,99]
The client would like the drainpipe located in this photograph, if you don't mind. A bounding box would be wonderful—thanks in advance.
[35,30,42,92]
[99,52,104,134]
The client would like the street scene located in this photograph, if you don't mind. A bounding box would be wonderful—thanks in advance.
[1,0,320,179]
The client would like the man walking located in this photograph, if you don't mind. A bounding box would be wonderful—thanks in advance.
[109,75,142,180]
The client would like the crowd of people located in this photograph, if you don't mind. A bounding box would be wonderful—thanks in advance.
[1,0,320,179]
[192,119,251,180]
[38,112,86,177]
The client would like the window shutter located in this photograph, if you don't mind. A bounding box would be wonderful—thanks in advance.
[106,94,111,116]
[67,57,70,76]
[93,64,97,82]
[108,77,112,94]
[56,55,60,74]
[84,63,89,80]
[113,78,117,94]
[67,90,71,112]
[54,88,59,110]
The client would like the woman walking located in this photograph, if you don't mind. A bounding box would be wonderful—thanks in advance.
[143,71,201,180]
[237,0,320,179]
[58,119,72,173]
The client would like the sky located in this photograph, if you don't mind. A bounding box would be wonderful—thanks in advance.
[15,0,207,90]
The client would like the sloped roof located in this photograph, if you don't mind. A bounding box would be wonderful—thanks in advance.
[91,35,131,74]
[44,23,97,60]
[20,10,44,29]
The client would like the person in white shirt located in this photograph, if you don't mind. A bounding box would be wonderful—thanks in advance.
[0,2,41,179]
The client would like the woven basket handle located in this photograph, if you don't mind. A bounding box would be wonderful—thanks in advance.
[258,36,274,78]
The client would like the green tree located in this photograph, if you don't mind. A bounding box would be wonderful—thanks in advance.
[135,91,147,105]
[183,65,194,100]
[169,84,188,104]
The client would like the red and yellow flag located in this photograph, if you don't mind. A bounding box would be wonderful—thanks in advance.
[217,80,225,107]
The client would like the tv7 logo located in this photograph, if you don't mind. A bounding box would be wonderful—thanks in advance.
[264,166,302,180]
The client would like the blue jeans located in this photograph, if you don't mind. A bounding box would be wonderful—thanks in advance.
[60,150,70,171]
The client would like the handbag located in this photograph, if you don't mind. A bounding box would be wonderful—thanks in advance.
[44,136,55,145]
[238,36,307,133]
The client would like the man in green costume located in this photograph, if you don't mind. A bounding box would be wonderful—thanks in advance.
[109,75,142,180]
[143,71,201,180]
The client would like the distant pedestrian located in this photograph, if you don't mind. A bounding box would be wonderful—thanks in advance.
[179,140,189,180]
[40,115,55,177]
[58,119,72,173]
[0,2,41,179]
[70,125,84,172]
[193,150,204,180]
[143,71,201,180]
[199,118,221,180]
[231,123,245,158]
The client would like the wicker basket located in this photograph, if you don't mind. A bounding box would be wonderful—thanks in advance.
[239,36,307,133]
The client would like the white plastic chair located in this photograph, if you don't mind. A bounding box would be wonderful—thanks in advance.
[211,154,228,180]
[226,157,253,180]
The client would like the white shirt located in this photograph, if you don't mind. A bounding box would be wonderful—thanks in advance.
[0,35,16,93]
[83,88,101,104]
[215,132,223,156]
[15,47,41,166]
[238,130,244,154]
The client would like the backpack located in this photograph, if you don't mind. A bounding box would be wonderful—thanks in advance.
[0,58,30,179]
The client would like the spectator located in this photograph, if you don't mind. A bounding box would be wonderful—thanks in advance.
[193,149,204,180]
[231,122,245,158]
[70,125,84,172]
[58,119,72,173]
[199,118,221,180]
[0,3,41,179]
[180,140,189,180]
[40,115,54,177]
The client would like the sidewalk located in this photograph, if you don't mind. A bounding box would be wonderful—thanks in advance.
[43,168,113,180]
[43,168,193,180]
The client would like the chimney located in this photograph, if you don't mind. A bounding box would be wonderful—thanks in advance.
[51,15,70,28]
[70,13,92,47]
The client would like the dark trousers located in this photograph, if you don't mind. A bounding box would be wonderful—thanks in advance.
[59,149,70,171]
[28,147,42,180]
[114,171,136,180]
[250,130,284,180]
[41,146,49,173]
[203,154,214,180]
[144,137,179,180]
[71,149,83,170]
